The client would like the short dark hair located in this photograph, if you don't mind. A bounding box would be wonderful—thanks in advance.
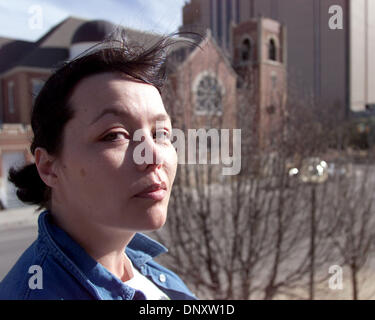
[8,32,188,211]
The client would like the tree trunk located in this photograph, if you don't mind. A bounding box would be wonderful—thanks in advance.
[351,262,358,300]
[309,185,316,300]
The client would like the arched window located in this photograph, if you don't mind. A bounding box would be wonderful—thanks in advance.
[195,74,223,114]
[241,38,252,62]
[268,38,277,61]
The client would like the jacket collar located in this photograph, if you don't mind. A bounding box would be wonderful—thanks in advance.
[37,210,167,299]
[127,232,168,268]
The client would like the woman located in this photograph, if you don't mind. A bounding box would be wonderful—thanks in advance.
[0,35,196,300]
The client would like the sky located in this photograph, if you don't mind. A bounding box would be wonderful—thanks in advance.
[0,0,186,41]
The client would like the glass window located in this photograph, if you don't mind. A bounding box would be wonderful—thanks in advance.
[269,39,277,61]
[241,38,252,62]
[195,75,223,115]
[31,79,44,105]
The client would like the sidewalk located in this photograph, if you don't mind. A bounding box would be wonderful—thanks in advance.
[0,206,40,231]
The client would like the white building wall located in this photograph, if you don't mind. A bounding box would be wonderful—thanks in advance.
[367,0,375,105]
[350,0,375,111]
[1,151,25,208]
[69,42,99,60]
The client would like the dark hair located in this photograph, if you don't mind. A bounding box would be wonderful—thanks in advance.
[8,31,192,211]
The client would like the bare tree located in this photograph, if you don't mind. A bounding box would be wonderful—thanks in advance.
[327,157,375,300]
[151,40,375,300]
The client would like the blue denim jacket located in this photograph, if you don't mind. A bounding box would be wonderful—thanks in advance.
[0,210,196,300]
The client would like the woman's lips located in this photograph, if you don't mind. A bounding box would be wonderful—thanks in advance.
[133,182,167,201]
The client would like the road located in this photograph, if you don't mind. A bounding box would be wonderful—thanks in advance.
[0,225,38,281]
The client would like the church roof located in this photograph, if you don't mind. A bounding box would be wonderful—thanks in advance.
[71,20,116,44]
[0,17,162,74]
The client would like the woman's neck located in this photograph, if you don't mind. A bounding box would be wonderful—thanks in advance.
[49,202,136,282]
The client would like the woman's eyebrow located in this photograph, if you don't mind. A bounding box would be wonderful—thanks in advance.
[90,108,128,126]
[90,108,171,126]
[153,113,171,123]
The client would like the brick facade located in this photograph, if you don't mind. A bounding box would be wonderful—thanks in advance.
[168,32,237,131]
[1,68,50,124]
[232,18,287,148]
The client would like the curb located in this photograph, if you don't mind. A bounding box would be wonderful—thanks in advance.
[0,206,40,231]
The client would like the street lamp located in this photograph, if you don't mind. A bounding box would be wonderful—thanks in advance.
[300,158,328,184]
[295,157,329,300]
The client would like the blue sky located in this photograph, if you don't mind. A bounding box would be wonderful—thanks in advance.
[0,0,186,41]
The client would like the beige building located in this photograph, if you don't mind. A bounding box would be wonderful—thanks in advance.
[181,0,375,114]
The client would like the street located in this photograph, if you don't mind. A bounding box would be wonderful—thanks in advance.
[0,225,37,281]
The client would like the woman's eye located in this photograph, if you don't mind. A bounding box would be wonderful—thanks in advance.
[102,132,128,142]
[154,129,171,141]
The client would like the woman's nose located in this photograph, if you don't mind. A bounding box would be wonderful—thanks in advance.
[133,132,163,172]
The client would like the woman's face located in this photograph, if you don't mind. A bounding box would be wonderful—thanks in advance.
[53,72,177,232]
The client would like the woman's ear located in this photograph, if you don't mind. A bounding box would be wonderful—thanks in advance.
[34,147,59,188]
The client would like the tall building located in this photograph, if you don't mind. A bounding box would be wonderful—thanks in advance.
[181,0,375,114]
[231,18,287,147]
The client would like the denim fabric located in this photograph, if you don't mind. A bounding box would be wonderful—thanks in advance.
[0,210,196,300]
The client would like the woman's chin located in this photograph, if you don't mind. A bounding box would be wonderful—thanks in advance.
[97,203,168,232]
[124,208,167,232]
[142,209,167,231]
